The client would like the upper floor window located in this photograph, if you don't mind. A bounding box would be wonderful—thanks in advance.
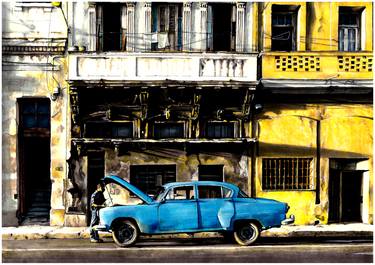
[97,3,124,52]
[206,121,235,138]
[271,5,299,51]
[207,3,236,51]
[153,122,185,139]
[151,3,182,51]
[84,121,133,138]
[339,7,364,52]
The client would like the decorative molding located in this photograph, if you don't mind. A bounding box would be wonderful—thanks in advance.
[2,45,65,54]
[126,2,136,51]
[236,2,246,52]
[182,2,192,51]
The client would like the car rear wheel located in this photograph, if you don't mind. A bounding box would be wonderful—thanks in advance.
[112,220,138,247]
[233,222,259,246]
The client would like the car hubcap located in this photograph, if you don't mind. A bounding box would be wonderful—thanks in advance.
[118,224,134,243]
[239,226,254,241]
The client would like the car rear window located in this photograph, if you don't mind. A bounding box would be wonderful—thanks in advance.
[198,185,232,199]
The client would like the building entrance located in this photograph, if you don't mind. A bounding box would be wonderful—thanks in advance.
[328,159,365,223]
[17,98,51,225]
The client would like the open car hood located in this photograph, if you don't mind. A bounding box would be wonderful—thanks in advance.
[102,175,154,204]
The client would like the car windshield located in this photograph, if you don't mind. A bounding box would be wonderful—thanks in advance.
[154,187,166,202]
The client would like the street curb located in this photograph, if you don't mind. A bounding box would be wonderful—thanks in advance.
[2,225,373,240]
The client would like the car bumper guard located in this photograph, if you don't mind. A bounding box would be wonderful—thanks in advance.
[281,214,295,225]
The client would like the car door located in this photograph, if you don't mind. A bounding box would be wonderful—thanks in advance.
[158,185,199,232]
[197,184,234,230]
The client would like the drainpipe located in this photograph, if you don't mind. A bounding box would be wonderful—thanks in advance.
[315,120,321,204]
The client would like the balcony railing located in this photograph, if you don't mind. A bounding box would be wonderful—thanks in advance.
[262,52,373,80]
[68,53,258,83]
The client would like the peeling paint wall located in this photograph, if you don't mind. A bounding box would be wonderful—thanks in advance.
[2,2,68,226]
[105,148,250,194]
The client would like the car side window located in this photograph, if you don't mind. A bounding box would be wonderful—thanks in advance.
[198,185,232,199]
[165,186,195,200]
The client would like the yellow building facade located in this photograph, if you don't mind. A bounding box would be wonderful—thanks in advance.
[256,2,373,225]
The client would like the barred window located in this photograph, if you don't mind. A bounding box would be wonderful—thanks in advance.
[262,158,313,190]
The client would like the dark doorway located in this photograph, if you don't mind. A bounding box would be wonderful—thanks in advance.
[211,3,234,51]
[99,3,122,51]
[17,98,51,225]
[198,165,224,182]
[328,159,364,223]
[86,151,105,225]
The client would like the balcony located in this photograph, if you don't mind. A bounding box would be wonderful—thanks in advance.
[262,52,373,80]
[68,53,258,86]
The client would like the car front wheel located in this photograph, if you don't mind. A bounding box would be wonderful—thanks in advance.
[112,220,138,247]
[233,222,260,246]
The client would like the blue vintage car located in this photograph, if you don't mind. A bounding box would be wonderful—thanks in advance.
[96,175,294,247]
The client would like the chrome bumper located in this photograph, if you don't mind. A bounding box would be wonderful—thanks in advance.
[281,214,295,225]
[93,225,108,231]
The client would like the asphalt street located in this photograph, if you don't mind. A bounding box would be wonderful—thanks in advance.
[2,237,373,263]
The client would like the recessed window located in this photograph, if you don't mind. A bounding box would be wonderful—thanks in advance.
[153,122,184,139]
[97,3,123,52]
[206,122,235,138]
[271,5,299,51]
[199,165,224,182]
[151,3,183,51]
[262,158,313,190]
[339,7,363,51]
[84,122,133,138]
[207,3,236,51]
[130,165,176,196]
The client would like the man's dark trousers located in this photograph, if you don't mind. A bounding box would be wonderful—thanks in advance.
[90,209,100,240]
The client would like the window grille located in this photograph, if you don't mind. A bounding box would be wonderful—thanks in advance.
[262,158,313,190]
[130,165,176,196]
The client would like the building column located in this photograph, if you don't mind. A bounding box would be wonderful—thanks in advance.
[144,2,152,51]
[126,3,135,51]
[236,3,246,52]
[199,2,208,51]
[183,2,192,51]
[88,3,96,51]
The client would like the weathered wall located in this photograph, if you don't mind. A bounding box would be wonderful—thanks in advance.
[2,56,68,226]
[255,104,373,225]
[105,148,250,193]
[2,2,68,226]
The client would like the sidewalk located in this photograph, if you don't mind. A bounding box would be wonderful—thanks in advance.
[2,223,373,240]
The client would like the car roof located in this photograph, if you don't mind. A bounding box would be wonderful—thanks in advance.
[162,181,239,191]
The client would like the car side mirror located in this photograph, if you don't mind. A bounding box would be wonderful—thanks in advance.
[160,197,166,204]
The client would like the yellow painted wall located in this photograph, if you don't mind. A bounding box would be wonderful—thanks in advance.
[308,2,373,51]
[261,2,372,52]
[255,104,373,225]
